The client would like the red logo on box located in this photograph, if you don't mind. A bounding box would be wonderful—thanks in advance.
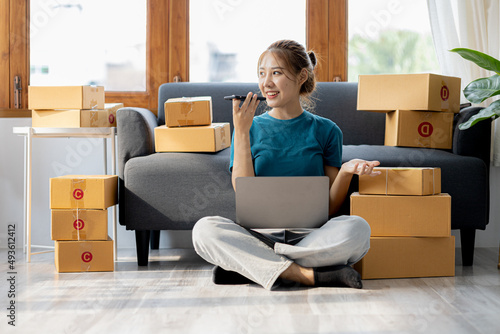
[73,189,84,200]
[82,251,93,263]
[73,219,85,230]
[418,122,433,137]
[441,85,449,101]
[109,114,115,124]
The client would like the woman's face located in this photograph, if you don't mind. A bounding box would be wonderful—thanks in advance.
[258,52,302,110]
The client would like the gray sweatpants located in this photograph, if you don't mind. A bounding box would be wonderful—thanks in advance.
[192,215,371,290]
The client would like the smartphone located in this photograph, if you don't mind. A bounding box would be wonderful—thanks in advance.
[224,95,266,101]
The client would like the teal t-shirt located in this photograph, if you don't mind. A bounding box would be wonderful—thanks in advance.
[230,110,342,176]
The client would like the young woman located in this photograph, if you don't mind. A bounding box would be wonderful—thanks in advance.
[192,40,380,290]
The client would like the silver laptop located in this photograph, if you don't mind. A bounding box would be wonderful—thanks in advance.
[235,176,330,229]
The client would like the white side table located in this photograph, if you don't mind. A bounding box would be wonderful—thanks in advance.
[13,127,118,262]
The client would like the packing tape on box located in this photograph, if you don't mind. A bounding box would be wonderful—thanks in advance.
[178,102,195,126]
[220,126,227,146]
[181,101,194,116]
[71,179,86,209]
[177,119,195,126]
[384,168,436,195]
[384,169,390,195]
[432,168,436,194]
[90,99,98,110]
[72,210,86,241]
[90,111,98,127]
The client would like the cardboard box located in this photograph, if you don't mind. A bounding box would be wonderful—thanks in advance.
[354,236,455,279]
[385,110,454,149]
[154,123,230,152]
[50,175,118,209]
[359,167,441,196]
[51,209,108,241]
[55,237,114,272]
[29,86,105,110]
[357,73,461,113]
[165,96,212,127]
[32,103,123,128]
[350,192,451,237]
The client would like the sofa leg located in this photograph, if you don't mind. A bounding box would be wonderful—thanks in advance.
[460,228,476,266]
[150,230,160,250]
[135,230,151,266]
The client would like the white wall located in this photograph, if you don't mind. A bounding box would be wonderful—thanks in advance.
[1,118,499,254]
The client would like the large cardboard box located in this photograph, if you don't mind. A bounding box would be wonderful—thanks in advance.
[357,73,461,113]
[51,209,108,241]
[359,167,441,196]
[28,86,105,110]
[50,175,118,209]
[32,103,123,128]
[350,192,451,237]
[55,237,114,272]
[354,236,455,279]
[385,110,454,149]
[155,123,230,152]
[165,96,212,127]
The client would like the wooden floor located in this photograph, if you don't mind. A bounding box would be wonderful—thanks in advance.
[2,247,500,334]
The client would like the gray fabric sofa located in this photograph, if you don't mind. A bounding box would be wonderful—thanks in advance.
[117,82,491,267]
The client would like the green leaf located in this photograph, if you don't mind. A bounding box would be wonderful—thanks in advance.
[463,74,500,103]
[450,48,500,74]
[459,99,500,130]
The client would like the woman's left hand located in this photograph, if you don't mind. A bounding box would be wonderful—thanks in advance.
[341,159,381,176]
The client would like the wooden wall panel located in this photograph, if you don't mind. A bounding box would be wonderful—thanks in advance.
[307,0,347,82]
[9,0,29,109]
[307,0,330,82]
[0,0,10,109]
[168,0,189,83]
[329,0,347,81]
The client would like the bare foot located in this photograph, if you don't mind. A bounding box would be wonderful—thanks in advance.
[279,263,315,286]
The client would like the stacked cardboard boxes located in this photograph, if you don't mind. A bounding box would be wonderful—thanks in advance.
[357,73,461,149]
[154,96,230,152]
[50,175,118,273]
[29,85,122,128]
[351,167,455,279]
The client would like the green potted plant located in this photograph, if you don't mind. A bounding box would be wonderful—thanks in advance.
[450,48,500,129]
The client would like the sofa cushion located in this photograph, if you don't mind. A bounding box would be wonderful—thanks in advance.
[123,149,235,230]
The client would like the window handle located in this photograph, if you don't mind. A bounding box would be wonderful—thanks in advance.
[14,76,22,109]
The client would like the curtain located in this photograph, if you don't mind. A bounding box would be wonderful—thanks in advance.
[427,0,500,166]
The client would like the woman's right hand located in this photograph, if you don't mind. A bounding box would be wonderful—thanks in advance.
[233,92,260,134]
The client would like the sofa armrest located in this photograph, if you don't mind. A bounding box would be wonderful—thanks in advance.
[117,107,158,179]
[453,106,492,165]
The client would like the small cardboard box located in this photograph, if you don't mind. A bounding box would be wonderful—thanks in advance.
[55,237,114,273]
[50,175,118,209]
[359,167,441,196]
[154,123,230,152]
[350,192,451,237]
[32,103,123,128]
[165,96,212,127]
[357,73,461,113]
[51,209,108,241]
[354,236,455,279]
[29,86,105,110]
[385,110,454,149]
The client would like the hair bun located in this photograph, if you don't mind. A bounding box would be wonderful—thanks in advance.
[308,51,317,68]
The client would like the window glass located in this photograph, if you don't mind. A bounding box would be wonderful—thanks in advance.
[348,0,439,82]
[190,0,306,82]
[30,0,147,91]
